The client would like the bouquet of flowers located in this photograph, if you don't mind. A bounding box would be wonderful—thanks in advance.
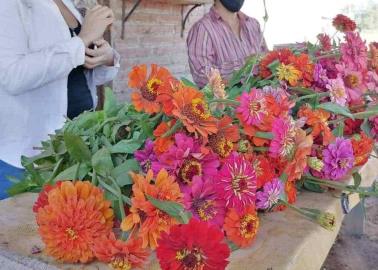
[11,14,378,269]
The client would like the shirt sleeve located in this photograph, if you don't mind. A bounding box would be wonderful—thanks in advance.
[0,1,85,96]
[187,22,215,88]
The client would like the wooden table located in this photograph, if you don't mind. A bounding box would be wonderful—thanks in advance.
[0,158,377,270]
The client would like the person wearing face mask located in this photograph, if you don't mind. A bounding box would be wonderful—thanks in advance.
[187,0,268,88]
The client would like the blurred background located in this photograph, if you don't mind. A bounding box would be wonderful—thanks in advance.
[242,0,378,49]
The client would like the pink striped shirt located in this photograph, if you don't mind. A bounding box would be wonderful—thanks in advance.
[187,7,268,88]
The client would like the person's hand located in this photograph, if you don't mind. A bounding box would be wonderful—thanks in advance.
[84,39,115,69]
[78,5,114,47]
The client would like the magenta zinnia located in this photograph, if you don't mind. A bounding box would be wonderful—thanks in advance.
[156,218,230,270]
[153,133,219,188]
[256,178,283,210]
[184,178,225,227]
[269,117,296,159]
[236,89,268,126]
[340,32,368,71]
[322,138,355,180]
[216,152,257,211]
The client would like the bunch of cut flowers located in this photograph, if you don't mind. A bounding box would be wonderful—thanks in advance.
[17,14,378,270]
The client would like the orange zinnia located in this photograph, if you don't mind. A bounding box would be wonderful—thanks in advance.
[156,77,185,116]
[129,64,172,114]
[153,120,177,154]
[36,181,114,263]
[209,116,240,158]
[351,132,374,166]
[171,87,218,139]
[121,169,183,249]
[93,233,149,270]
[223,206,259,248]
[284,129,313,182]
[298,105,334,145]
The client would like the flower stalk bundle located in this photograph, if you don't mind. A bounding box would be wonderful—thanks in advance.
[10,14,378,269]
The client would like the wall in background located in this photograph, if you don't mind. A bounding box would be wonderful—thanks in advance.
[109,0,211,101]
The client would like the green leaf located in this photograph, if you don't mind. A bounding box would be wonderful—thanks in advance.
[21,148,54,166]
[354,105,378,119]
[353,172,362,189]
[254,131,274,140]
[361,119,372,137]
[73,111,105,130]
[304,181,326,193]
[63,133,92,163]
[181,78,198,89]
[317,102,354,119]
[104,87,119,117]
[146,195,191,224]
[7,179,39,196]
[332,122,345,137]
[112,159,140,187]
[227,86,243,100]
[92,148,114,175]
[268,59,280,74]
[111,139,143,154]
[54,163,90,181]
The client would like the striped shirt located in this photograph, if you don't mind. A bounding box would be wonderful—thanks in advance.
[187,7,268,88]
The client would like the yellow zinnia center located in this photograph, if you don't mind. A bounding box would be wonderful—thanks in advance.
[65,228,78,240]
[277,64,302,85]
[240,214,259,239]
[110,255,132,270]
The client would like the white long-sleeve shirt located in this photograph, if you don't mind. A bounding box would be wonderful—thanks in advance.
[0,0,120,167]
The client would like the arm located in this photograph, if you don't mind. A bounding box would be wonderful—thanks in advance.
[0,2,85,96]
[187,23,216,88]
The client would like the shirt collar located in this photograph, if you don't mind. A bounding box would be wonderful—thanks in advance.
[209,6,250,24]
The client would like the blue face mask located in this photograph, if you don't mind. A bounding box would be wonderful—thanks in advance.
[219,0,245,13]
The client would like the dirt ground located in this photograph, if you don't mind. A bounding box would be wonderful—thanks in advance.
[322,197,378,270]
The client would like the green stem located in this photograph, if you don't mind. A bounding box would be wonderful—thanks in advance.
[98,179,132,206]
[209,99,240,106]
[293,92,329,103]
[91,171,98,186]
[304,176,378,196]
[149,111,163,123]
[162,120,183,138]
[289,87,316,95]
[254,131,274,140]
[315,52,340,60]
[253,146,269,152]
[74,163,81,180]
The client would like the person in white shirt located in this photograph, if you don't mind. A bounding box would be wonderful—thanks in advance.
[0,0,120,199]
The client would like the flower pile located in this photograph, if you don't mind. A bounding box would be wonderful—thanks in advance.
[27,14,378,269]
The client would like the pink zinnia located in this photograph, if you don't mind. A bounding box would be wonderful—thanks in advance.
[269,117,296,159]
[336,63,366,102]
[216,152,257,211]
[326,77,347,106]
[367,71,378,93]
[236,89,267,126]
[340,32,368,71]
[152,133,220,188]
[184,178,225,227]
[256,178,283,210]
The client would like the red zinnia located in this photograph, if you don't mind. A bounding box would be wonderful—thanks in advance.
[317,33,332,52]
[333,14,357,33]
[156,218,230,270]
[351,132,374,166]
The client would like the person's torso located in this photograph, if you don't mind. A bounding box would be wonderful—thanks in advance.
[0,0,86,167]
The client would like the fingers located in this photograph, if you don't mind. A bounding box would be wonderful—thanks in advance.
[85,47,99,57]
[84,55,104,69]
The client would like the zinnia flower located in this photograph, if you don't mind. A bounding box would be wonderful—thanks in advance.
[336,63,366,102]
[259,49,294,78]
[326,77,347,106]
[172,87,218,139]
[313,63,329,89]
[36,181,114,263]
[216,152,257,211]
[153,120,177,154]
[184,178,225,227]
[369,43,378,73]
[135,139,157,173]
[317,33,332,51]
[223,206,259,248]
[351,132,374,166]
[256,179,283,210]
[269,117,296,159]
[298,105,334,145]
[153,133,220,188]
[322,138,355,180]
[277,63,302,86]
[332,14,357,33]
[33,181,62,213]
[208,68,227,110]
[252,154,277,189]
[93,233,149,270]
[236,89,268,126]
[121,169,183,249]
[129,64,172,114]
[156,218,230,270]
[340,32,368,71]
[208,116,240,158]
[284,129,313,182]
